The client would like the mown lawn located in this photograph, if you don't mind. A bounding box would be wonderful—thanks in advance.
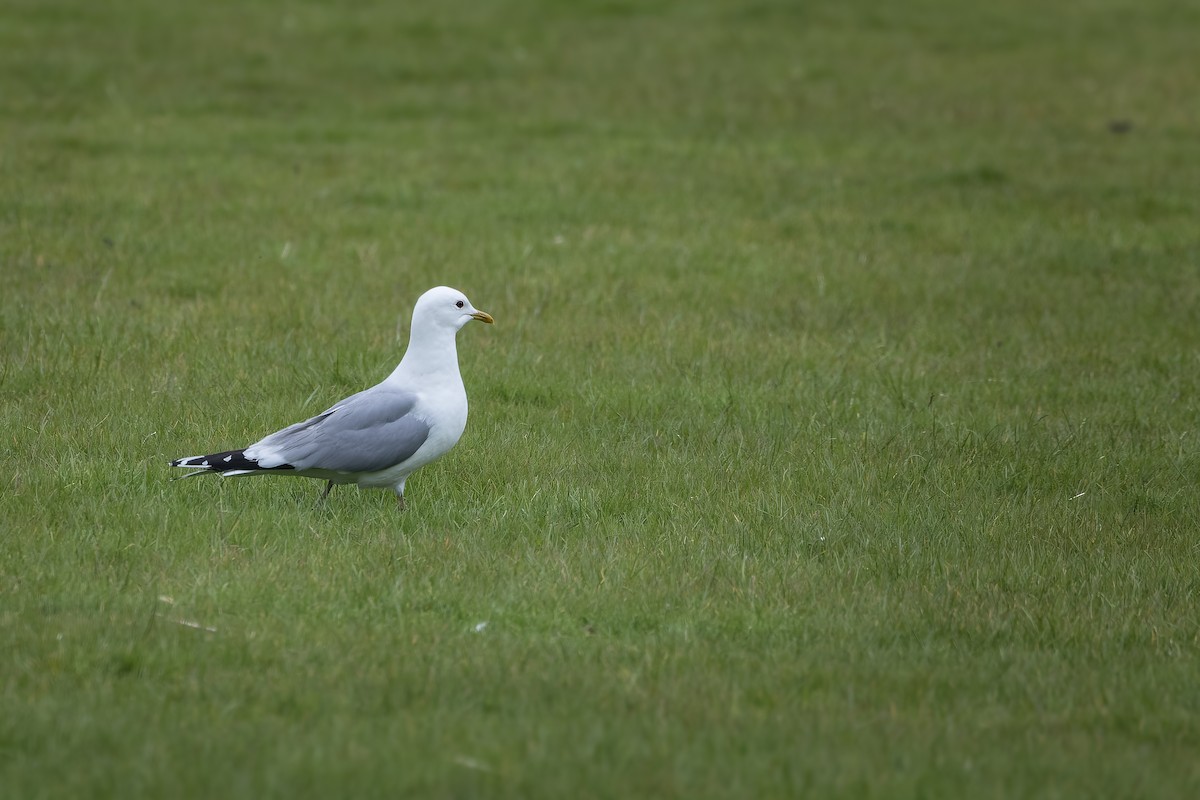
[2,0,1199,797]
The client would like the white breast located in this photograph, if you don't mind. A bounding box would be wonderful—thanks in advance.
[356,386,468,489]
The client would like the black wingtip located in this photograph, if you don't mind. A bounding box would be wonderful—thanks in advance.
[169,450,297,474]
[170,450,257,472]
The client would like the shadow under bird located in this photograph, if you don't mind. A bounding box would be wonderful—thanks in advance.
[170,286,493,508]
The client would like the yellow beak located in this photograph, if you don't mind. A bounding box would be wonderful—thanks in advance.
[470,310,494,324]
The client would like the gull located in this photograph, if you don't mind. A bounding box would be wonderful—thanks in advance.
[170,286,493,508]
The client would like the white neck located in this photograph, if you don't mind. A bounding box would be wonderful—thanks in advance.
[386,323,461,386]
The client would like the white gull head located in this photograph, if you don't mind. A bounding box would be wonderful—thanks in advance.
[391,286,493,384]
[411,285,495,333]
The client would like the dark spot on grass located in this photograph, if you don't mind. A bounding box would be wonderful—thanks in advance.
[110,652,140,678]
[492,381,558,408]
[941,165,1009,186]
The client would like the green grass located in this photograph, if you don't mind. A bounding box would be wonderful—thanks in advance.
[3,0,1200,796]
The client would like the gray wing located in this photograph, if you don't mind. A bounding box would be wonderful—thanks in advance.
[248,386,430,474]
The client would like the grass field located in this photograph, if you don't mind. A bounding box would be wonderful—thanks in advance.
[3,0,1199,796]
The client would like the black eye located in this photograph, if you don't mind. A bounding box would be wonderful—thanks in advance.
[456,300,464,308]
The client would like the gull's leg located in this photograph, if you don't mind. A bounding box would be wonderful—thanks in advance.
[319,480,334,502]
[395,493,406,511]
